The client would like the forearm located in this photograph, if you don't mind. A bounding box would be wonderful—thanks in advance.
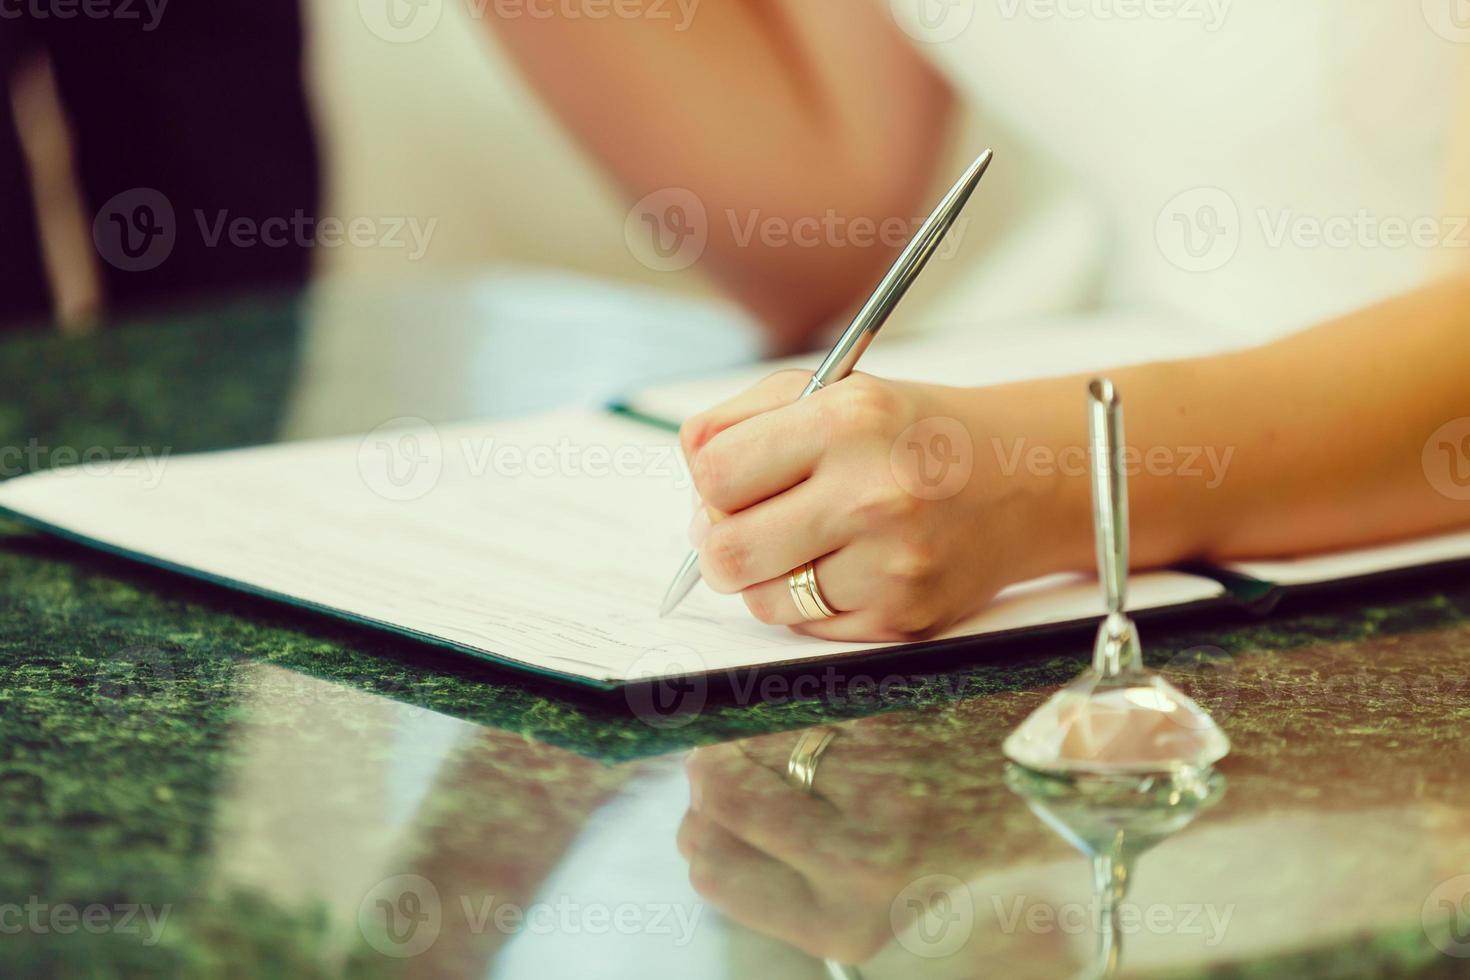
[483,2,953,346]
[974,276,1470,576]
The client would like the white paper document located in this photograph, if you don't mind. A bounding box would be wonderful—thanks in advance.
[1224,529,1470,587]
[0,409,1222,687]
[5,302,1468,687]
[623,311,1260,425]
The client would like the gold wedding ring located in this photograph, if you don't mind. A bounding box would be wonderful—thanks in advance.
[785,727,837,794]
[785,727,859,979]
[787,561,837,621]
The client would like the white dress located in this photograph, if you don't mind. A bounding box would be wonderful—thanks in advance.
[313,2,1463,343]
[891,0,1465,341]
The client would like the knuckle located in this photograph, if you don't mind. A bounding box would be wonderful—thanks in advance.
[841,373,900,419]
[833,935,890,967]
[679,416,708,462]
[852,485,918,529]
[743,588,780,624]
[687,856,721,897]
[878,548,945,637]
[702,525,749,590]
[883,602,943,640]
[816,376,898,439]
[684,749,710,785]
[766,368,810,396]
[689,444,725,502]
[884,542,939,586]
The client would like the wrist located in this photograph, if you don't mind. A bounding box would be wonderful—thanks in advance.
[962,380,1097,581]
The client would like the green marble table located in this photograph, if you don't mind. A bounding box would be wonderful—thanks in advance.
[2,279,1468,979]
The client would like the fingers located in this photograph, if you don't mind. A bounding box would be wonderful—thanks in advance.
[789,608,936,643]
[681,370,977,640]
[679,369,809,463]
[739,547,868,625]
[690,398,827,514]
[699,480,851,594]
[788,537,958,641]
[685,743,837,877]
[713,504,965,638]
[676,810,826,954]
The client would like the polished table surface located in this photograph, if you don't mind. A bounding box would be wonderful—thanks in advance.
[2,276,1469,979]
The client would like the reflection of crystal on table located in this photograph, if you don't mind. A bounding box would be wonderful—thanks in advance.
[1005,763,1227,980]
[1004,763,1226,866]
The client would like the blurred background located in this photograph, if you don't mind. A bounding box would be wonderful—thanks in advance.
[0,0,1087,346]
[2,2,1462,352]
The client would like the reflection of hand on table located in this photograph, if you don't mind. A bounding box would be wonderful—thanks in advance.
[676,717,1003,964]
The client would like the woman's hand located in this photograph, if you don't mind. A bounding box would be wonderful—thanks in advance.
[680,370,1067,640]
[687,283,1470,641]
[676,716,1057,965]
[678,738,923,964]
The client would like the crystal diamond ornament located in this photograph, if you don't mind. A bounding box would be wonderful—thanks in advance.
[1003,380,1231,776]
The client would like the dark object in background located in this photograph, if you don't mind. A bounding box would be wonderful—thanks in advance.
[0,30,51,326]
[0,1,320,329]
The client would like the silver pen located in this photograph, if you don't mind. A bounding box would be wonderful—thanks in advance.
[657,149,995,617]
